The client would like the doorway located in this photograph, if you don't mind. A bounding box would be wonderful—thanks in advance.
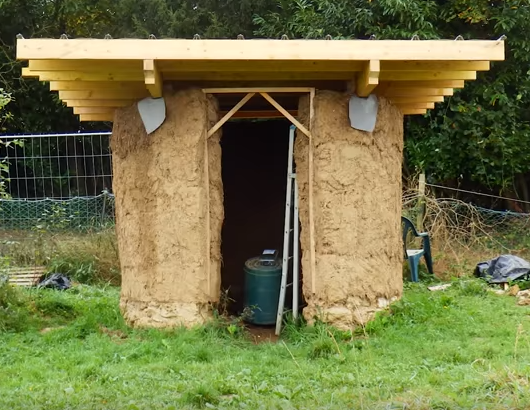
[220,119,300,315]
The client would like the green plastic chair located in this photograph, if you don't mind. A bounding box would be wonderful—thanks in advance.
[401,216,434,282]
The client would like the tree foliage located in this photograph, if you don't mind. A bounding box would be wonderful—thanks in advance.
[0,0,529,201]
[254,0,530,200]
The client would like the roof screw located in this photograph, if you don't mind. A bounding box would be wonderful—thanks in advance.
[281,34,289,40]
[148,34,156,39]
[193,34,201,40]
[497,34,507,41]
[369,34,376,40]
[104,34,112,39]
[16,33,25,40]
[325,34,332,40]
[411,34,420,40]
[59,33,69,39]
[237,34,245,40]
[454,35,464,41]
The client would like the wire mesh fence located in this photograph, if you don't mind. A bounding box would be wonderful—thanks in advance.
[2,132,530,255]
[403,187,530,263]
[0,192,115,231]
[1,132,113,231]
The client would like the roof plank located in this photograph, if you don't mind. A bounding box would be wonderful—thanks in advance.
[17,39,505,61]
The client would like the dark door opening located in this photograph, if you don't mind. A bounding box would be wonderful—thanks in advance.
[220,119,302,316]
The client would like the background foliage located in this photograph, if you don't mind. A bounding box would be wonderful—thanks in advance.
[0,0,529,205]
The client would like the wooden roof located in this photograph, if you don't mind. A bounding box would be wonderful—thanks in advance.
[17,38,505,122]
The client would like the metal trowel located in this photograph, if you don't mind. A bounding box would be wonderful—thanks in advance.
[137,97,166,134]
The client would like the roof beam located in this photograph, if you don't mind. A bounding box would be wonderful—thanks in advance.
[22,68,143,82]
[29,59,142,71]
[381,61,489,71]
[395,103,436,110]
[72,107,298,119]
[164,72,356,81]
[63,99,134,107]
[380,71,476,81]
[59,90,148,100]
[17,39,505,61]
[73,107,116,114]
[385,88,454,97]
[388,96,445,104]
[23,68,478,82]
[79,114,114,122]
[401,109,428,115]
[143,60,162,98]
[383,80,465,89]
[160,61,364,72]
[27,59,490,74]
[49,81,146,91]
[356,60,380,97]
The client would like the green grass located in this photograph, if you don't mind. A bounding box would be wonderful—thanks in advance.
[2,280,530,409]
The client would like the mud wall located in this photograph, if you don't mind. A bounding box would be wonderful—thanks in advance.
[111,88,223,327]
[295,91,404,330]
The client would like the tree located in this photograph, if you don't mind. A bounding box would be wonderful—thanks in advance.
[1,0,530,204]
[0,88,20,199]
[254,0,530,204]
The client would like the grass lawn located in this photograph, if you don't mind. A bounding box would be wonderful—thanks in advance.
[1,280,530,409]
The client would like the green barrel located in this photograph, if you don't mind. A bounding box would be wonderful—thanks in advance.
[244,256,282,325]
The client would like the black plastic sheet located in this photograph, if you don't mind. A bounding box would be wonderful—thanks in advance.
[37,273,71,290]
[474,255,530,283]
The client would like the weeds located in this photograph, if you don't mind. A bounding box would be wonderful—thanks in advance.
[0,279,29,332]
[182,385,220,408]
[0,229,120,285]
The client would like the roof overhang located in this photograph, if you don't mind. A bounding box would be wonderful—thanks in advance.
[17,38,505,122]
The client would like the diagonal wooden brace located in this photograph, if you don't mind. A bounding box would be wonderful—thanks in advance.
[207,92,255,138]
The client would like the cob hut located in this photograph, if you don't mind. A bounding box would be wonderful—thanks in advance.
[17,37,505,330]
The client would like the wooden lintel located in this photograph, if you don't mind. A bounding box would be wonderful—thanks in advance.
[259,92,311,137]
[207,93,255,137]
[203,87,313,94]
[144,60,162,98]
[224,110,298,119]
[357,60,380,97]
